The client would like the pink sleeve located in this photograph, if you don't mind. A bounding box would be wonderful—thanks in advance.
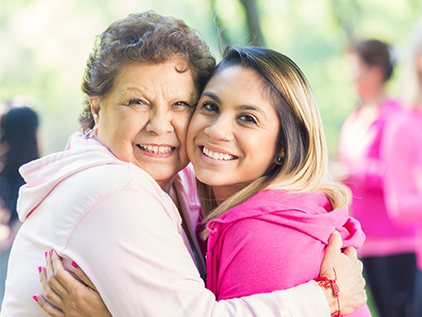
[383,118,422,225]
[214,217,324,300]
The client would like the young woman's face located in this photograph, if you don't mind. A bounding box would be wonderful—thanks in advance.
[187,65,280,199]
[91,61,196,192]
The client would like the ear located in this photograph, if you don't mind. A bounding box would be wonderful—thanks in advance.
[89,97,101,124]
[275,149,285,165]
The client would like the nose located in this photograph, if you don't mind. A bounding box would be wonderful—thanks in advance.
[146,105,174,135]
[204,114,233,142]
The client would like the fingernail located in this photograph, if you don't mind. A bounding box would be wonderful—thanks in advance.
[50,249,54,256]
[71,261,78,268]
[38,266,42,274]
[44,251,48,258]
[33,295,38,302]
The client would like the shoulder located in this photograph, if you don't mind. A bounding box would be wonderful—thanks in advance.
[59,162,172,217]
[209,190,334,233]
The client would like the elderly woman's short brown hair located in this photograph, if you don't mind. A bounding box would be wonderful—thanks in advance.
[79,10,216,131]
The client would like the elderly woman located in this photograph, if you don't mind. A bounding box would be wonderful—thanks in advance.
[1,11,365,316]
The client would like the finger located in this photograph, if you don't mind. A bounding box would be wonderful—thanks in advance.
[45,250,69,296]
[34,294,65,317]
[49,251,98,294]
[343,245,358,259]
[71,261,97,291]
[39,266,65,309]
[325,230,342,255]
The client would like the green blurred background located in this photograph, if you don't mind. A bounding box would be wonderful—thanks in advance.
[1,0,421,158]
[1,1,421,314]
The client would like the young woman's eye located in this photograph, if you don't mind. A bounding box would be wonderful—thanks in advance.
[238,114,257,124]
[201,102,219,113]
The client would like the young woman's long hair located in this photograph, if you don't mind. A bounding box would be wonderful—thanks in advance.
[199,46,350,239]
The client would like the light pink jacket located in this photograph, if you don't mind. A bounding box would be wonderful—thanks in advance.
[338,100,416,257]
[383,107,422,270]
[206,190,371,316]
[0,132,330,316]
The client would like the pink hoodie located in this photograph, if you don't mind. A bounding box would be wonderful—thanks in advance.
[383,107,422,270]
[206,190,371,316]
[1,132,331,317]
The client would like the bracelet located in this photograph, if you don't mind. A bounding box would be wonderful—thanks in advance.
[315,268,340,316]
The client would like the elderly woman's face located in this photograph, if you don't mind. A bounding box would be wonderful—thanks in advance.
[91,61,196,191]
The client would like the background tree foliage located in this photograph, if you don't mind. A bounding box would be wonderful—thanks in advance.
[1,0,420,158]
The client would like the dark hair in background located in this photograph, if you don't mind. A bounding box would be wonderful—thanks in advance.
[0,106,39,221]
[350,39,395,82]
[79,10,216,131]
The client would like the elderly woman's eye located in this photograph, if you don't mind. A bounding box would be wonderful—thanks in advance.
[171,101,192,112]
[174,101,190,107]
[128,99,144,105]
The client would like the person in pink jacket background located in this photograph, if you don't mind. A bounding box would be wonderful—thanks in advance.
[383,18,422,317]
[335,39,417,317]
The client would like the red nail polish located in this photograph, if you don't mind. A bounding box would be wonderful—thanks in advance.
[33,295,38,302]
[49,249,53,256]
[71,261,79,268]
[38,266,42,274]
[44,251,48,258]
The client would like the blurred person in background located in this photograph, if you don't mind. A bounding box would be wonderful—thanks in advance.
[0,102,40,309]
[334,39,417,317]
[382,17,422,317]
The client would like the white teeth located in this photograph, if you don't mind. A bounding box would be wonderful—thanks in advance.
[140,145,173,154]
[202,146,235,161]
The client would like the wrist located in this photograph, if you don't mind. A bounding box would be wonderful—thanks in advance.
[320,286,338,316]
[316,269,340,316]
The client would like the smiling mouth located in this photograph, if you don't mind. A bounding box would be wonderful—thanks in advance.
[201,146,237,161]
[138,145,175,154]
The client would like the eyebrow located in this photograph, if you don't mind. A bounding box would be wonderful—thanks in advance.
[201,91,221,103]
[236,105,266,116]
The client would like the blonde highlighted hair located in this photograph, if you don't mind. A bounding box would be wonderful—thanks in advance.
[199,46,350,239]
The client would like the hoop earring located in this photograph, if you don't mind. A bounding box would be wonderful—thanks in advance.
[276,156,284,164]
[93,123,99,135]
[93,114,99,135]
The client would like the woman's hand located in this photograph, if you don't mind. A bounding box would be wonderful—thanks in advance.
[319,231,367,316]
[34,250,112,317]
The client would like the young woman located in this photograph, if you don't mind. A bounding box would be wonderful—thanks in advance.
[336,39,417,317]
[188,46,370,315]
[36,47,368,316]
